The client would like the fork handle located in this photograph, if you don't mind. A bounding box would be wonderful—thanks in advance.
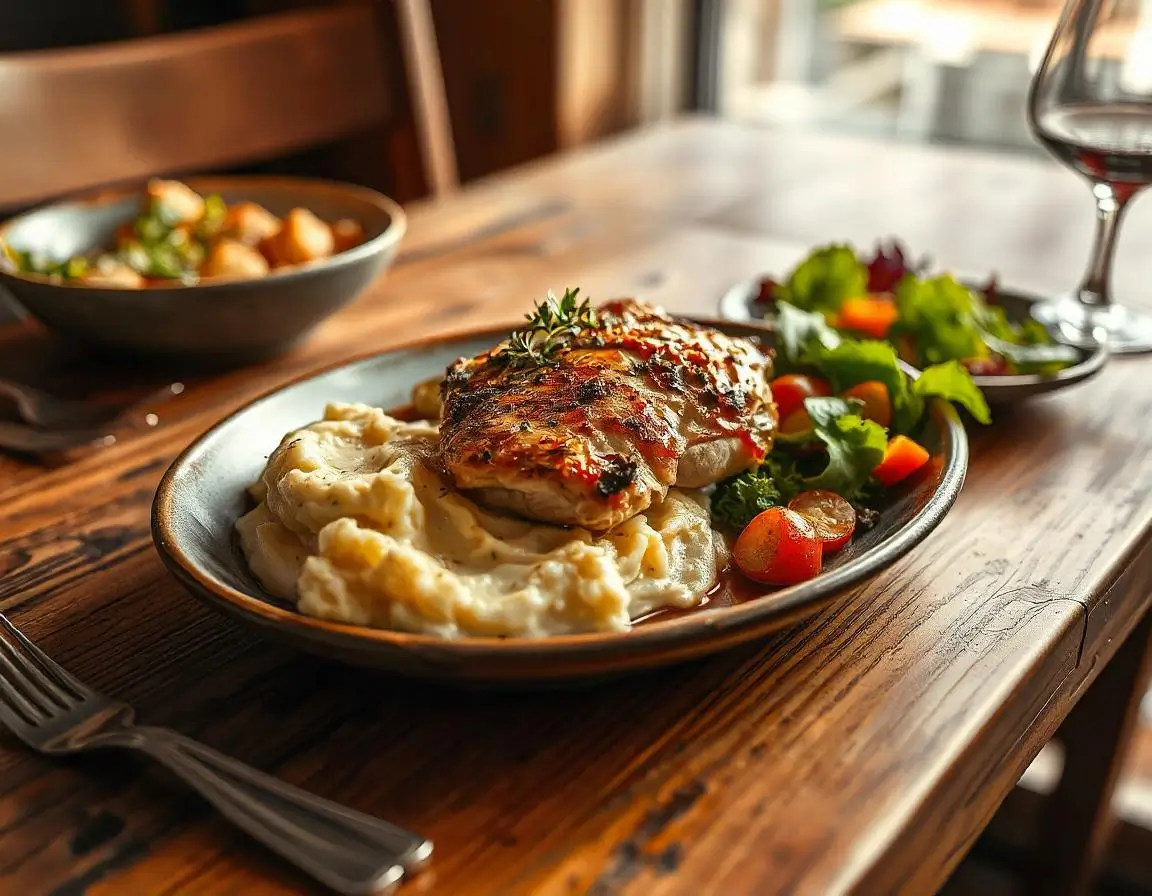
[123,726,431,895]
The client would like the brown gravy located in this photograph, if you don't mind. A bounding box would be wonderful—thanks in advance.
[633,565,765,626]
[387,403,423,422]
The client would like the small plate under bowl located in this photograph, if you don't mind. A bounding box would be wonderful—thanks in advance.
[152,318,968,685]
[717,278,1108,404]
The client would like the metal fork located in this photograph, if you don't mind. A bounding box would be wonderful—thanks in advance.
[0,614,431,895]
[0,420,118,454]
[0,379,185,430]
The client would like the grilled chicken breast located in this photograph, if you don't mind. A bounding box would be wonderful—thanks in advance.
[439,298,778,530]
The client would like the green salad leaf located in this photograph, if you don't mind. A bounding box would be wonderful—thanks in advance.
[774,301,991,429]
[1017,317,1057,345]
[802,396,888,498]
[973,301,1020,344]
[892,275,986,366]
[711,395,888,529]
[808,338,918,431]
[775,300,841,368]
[134,214,170,245]
[911,360,992,423]
[894,271,1072,376]
[768,241,1074,378]
[196,193,228,241]
[980,329,1080,376]
[710,454,803,530]
[976,302,1058,350]
[4,244,89,280]
[775,244,867,314]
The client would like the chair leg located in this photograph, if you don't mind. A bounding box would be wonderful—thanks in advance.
[1027,608,1152,896]
[393,0,459,197]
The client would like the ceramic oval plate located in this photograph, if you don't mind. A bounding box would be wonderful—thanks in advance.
[717,278,1108,404]
[152,319,968,685]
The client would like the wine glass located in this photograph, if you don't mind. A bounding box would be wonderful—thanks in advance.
[1026,0,1152,353]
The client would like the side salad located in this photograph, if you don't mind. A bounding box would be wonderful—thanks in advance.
[713,302,989,587]
[753,240,1079,377]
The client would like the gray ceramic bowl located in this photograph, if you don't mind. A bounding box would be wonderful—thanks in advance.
[0,176,406,366]
[152,318,969,685]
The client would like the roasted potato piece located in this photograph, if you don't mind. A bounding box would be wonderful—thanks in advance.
[146,179,205,225]
[224,201,281,246]
[201,238,271,280]
[259,208,334,268]
[330,218,365,254]
[83,258,145,288]
[411,375,444,420]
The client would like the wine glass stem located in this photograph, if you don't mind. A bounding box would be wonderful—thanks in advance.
[1077,183,1134,309]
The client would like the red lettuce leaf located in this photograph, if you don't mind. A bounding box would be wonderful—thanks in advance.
[864,239,911,293]
[753,276,780,305]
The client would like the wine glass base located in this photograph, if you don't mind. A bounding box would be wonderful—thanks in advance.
[1031,296,1152,354]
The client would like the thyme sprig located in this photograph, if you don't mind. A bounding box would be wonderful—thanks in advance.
[494,287,598,369]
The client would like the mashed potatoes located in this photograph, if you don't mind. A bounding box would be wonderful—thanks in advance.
[237,403,724,638]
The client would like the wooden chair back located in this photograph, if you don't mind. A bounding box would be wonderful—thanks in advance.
[0,2,457,210]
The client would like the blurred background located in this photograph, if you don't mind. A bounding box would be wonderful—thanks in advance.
[6,0,1131,205]
[711,0,1075,152]
[0,0,1117,207]
[0,0,689,207]
[4,0,1152,892]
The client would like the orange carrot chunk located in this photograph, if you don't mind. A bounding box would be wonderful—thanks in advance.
[841,380,892,428]
[838,296,900,338]
[873,435,930,486]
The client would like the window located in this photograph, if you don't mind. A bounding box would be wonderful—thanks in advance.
[702,0,1143,155]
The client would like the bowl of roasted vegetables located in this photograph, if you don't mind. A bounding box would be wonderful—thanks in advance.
[719,239,1108,404]
[0,177,405,364]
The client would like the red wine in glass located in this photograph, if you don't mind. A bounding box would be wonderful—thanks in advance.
[1036,104,1152,185]
[1027,0,1152,353]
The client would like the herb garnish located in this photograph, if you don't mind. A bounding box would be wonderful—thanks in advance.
[494,287,598,369]
[711,454,803,530]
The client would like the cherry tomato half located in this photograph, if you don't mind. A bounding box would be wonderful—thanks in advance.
[841,380,892,428]
[873,435,930,486]
[964,355,1010,377]
[770,374,831,421]
[779,407,814,439]
[733,507,823,586]
[894,334,919,366]
[788,489,856,553]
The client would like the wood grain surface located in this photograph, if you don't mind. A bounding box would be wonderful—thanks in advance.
[3,118,1152,895]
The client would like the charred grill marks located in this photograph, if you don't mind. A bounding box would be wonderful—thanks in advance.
[437,298,778,529]
[576,377,609,402]
[596,456,638,497]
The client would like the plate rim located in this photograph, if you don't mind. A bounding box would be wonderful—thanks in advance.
[151,316,969,657]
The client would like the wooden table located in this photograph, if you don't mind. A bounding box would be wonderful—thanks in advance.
[3,118,1152,895]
